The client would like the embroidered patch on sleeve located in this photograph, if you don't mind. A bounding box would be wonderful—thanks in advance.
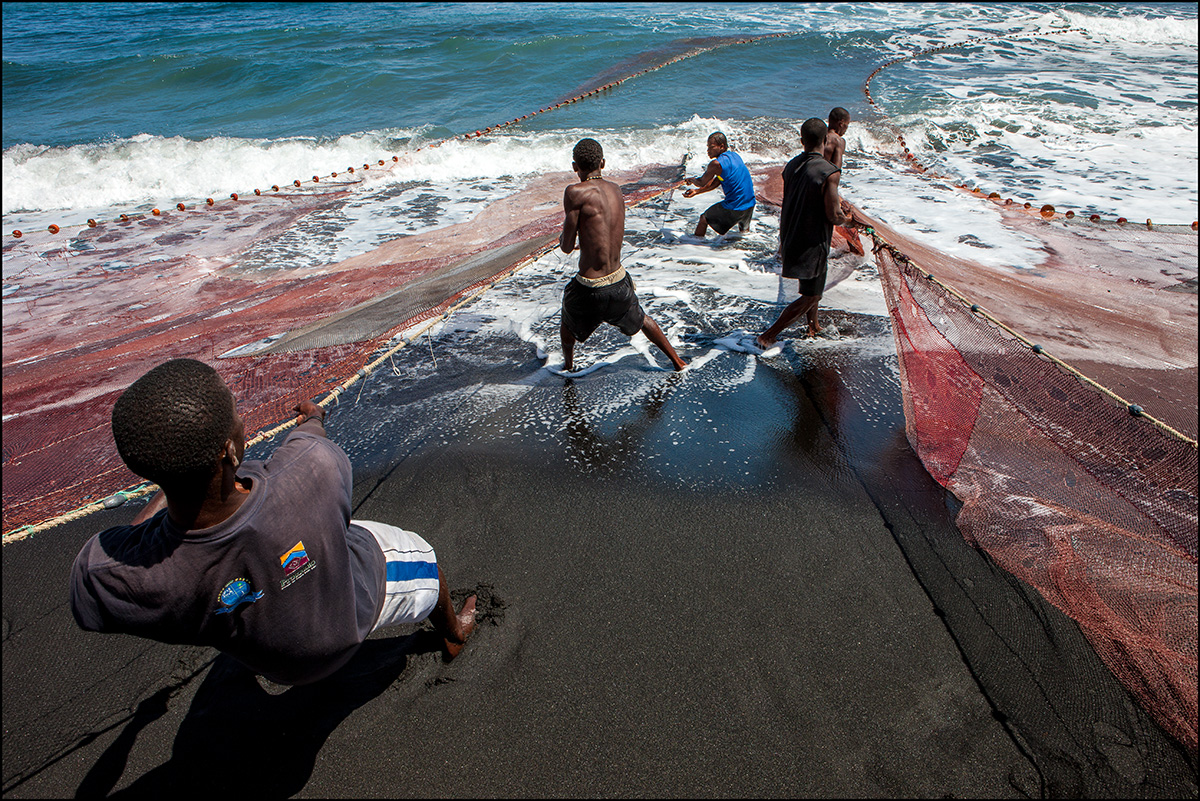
[279,541,317,589]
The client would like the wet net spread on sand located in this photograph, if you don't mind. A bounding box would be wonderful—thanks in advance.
[1,164,687,539]
[869,218,1198,759]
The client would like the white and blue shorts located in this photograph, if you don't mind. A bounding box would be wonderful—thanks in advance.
[354,520,441,631]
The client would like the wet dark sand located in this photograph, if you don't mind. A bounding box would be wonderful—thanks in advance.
[3,310,1195,797]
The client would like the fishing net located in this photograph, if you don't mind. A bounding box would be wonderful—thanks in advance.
[1,164,686,538]
[870,218,1198,758]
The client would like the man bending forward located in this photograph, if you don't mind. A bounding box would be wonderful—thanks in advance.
[70,359,476,687]
[559,138,686,372]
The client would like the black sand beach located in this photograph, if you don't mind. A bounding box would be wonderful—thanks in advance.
[3,308,1195,798]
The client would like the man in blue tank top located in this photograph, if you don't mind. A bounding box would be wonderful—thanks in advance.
[683,132,756,237]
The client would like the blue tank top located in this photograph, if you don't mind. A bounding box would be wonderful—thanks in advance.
[716,150,755,211]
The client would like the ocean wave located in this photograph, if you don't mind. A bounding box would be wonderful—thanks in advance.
[0,118,780,218]
[1062,10,1199,45]
[0,130,434,215]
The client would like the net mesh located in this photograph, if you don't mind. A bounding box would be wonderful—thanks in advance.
[2,165,684,536]
[874,235,1198,758]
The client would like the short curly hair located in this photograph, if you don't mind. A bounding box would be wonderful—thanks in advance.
[573,138,604,173]
[111,359,236,492]
[801,117,828,150]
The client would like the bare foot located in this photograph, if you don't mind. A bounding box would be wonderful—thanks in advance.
[806,320,822,336]
[671,356,688,372]
[443,595,477,661]
[754,335,774,351]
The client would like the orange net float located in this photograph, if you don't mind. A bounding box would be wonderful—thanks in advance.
[1193,221,1198,230]
[1117,217,1127,224]
[1090,214,1102,222]
[331,172,338,177]
[48,224,60,233]
[1023,202,1032,209]
[378,160,385,166]
[87,219,98,227]
[1146,219,1153,229]
[988,192,1001,200]
[230,193,239,200]
[362,164,369,170]
[1065,210,1074,219]
[11,230,21,238]
[206,198,214,206]
[1040,204,1055,218]
[293,180,301,187]
[177,203,186,211]
[254,188,262,195]
[312,176,320,183]
[272,185,280,191]
[392,156,399,162]
[348,167,354,173]
[152,209,161,216]
[120,214,130,221]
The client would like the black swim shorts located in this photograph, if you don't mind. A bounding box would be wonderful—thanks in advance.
[562,273,645,342]
[782,244,829,297]
[704,201,754,235]
[795,266,827,297]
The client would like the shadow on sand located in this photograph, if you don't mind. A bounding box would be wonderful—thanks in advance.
[79,630,441,800]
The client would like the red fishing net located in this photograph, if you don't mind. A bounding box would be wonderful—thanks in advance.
[2,166,684,537]
[872,226,1197,757]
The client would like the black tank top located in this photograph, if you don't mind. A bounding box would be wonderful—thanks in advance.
[779,152,839,280]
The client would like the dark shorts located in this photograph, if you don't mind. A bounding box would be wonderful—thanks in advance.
[795,268,827,297]
[704,202,754,235]
[782,247,829,297]
[562,273,645,342]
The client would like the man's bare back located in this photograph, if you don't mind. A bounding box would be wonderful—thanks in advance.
[823,108,850,169]
[823,130,845,168]
[560,176,625,279]
[557,138,687,372]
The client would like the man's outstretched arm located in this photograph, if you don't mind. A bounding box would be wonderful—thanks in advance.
[683,159,722,197]
[294,400,327,437]
[560,186,580,253]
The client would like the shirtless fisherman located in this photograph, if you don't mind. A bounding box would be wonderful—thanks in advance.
[559,138,687,372]
[756,118,857,350]
[824,107,851,168]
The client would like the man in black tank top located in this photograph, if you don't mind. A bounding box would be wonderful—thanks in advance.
[756,118,854,350]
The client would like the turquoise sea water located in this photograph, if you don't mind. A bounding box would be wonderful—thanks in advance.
[3,2,1196,228]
